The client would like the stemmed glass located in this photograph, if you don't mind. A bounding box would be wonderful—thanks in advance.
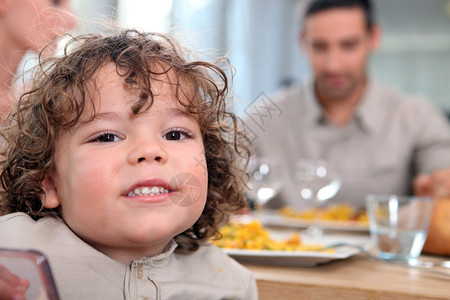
[246,156,282,215]
[295,159,341,239]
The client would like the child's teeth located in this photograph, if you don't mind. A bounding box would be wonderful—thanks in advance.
[128,186,169,197]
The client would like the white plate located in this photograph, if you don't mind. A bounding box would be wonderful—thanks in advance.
[224,232,372,267]
[259,209,369,232]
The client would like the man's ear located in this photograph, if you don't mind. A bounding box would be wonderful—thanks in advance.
[41,174,61,209]
[369,24,382,51]
[299,31,307,52]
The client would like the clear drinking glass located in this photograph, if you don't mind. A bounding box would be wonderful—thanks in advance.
[246,156,282,213]
[366,195,434,262]
[295,159,341,238]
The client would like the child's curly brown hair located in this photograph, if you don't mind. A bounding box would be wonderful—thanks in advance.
[0,29,251,253]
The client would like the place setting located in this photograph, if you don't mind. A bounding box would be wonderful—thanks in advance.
[213,157,450,276]
[259,158,369,233]
[212,157,372,267]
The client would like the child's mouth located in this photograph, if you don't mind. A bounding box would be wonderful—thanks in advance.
[127,186,170,197]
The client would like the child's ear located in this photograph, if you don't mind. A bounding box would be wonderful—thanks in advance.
[41,175,61,209]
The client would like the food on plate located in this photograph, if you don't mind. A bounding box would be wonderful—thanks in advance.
[212,220,331,252]
[279,204,368,223]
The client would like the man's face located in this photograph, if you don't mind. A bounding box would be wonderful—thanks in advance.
[302,7,378,101]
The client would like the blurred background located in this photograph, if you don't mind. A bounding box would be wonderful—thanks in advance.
[37,0,450,117]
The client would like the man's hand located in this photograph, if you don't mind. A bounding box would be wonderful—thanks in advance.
[413,168,450,198]
[0,264,29,300]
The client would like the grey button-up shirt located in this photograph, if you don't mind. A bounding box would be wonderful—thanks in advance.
[246,80,450,209]
[0,213,258,300]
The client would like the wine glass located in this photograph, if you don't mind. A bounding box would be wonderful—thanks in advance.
[295,159,341,239]
[246,156,282,215]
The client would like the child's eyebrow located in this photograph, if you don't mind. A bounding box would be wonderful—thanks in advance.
[76,108,196,130]
[76,112,124,129]
[163,108,197,121]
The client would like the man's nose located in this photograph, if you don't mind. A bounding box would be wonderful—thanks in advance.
[324,50,344,73]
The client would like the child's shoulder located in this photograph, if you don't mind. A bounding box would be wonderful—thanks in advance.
[0,212,71,249]
[0,212,63,230]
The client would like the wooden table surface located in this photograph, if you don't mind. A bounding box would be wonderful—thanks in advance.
[243,253,450,299]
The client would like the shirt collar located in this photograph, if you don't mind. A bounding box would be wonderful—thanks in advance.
[306,78,381,135]
[303,80,324,125]
[355,79,383,135]
[133,239,178,267]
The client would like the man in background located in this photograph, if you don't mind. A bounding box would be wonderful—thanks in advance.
[247,0,450,214]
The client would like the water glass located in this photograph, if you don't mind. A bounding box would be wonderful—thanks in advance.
[295,159,341,238]
[246,156,282,211]
[366,195,434,261]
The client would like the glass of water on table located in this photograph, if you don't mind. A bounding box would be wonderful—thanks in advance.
[366,195,434,262]
[295,159,341,239]
[246,156,282,214]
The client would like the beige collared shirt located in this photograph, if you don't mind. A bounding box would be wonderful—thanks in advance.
[0,213,258,300]
[246,80,450,209]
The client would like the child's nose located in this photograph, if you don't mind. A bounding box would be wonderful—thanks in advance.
[128,139,167,164]
[138,156,162,163]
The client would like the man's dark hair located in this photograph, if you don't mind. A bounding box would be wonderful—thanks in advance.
[304,0,375,30]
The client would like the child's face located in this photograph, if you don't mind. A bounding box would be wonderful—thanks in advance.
[43,63,208,262]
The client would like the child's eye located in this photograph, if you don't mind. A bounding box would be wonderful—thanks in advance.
[163,130,192,141]
[89,132,123,143]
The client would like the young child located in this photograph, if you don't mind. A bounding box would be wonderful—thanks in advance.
[0,29,257,299]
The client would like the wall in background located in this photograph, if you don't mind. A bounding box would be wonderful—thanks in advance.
[65,0,450,116]
[371,0,450,112]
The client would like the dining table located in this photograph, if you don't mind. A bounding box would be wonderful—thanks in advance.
[228,214,450,300]
[243,251,450,299]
